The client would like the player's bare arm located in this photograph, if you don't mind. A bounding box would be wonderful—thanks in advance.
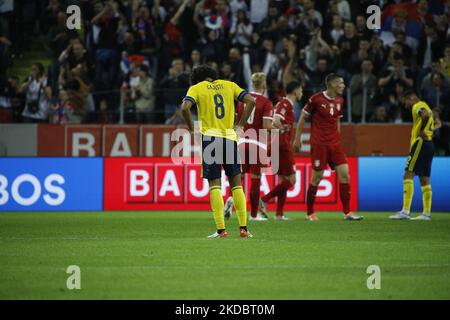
[271,114,288,135]
[263,119,272,130]
[418,108,431,141]
[181,100,194,133]
[293,111,309,150]
[236,94,256,128]
[272,114,283,129]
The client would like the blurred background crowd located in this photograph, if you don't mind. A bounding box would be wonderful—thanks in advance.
[0,0,449,150]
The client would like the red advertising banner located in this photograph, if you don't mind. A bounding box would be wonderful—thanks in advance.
[65,125,102,157]
[103,157,358,211]
[103,125,139,157]
[139,125,178,157]
[37,124,411,157]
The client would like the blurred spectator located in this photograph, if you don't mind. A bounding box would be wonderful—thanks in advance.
[418,23,446,70]
[392,31,413,64]
[304,29,333,73]
[201,25,226,63]
[349,38,371,74]
[229,0,248,25]
[187,49,203,72]
[300,0,323,29]
[250,0,269,26]
[439,45,450,78]
[368,34,386,74]
[385,82,412,123]
[58,63,90,123]
[370,106,388,123]
[91,2,121,102]
[227,47,246,88]
[378,55,414,97]
[281,35,304,88]
[327,14,344,46]
[421,72,450,110]
[59,40,92,77]
[220,61,234,81]
[133,64,155,123]
[350,59,378,122]
[355,14,373,40]
[433,108,450,155]
[260,5,279,39]
[306,58,329,93]
[336,0,351,21]
[0,76,21,123]
[336,22,359,81]
[133,4,160,77]
[230,10,253,47]
[42,0,62,34]
[48,11,78,91]
[161,0,190,71]
[20,63,52,123]
[159,59,190,121]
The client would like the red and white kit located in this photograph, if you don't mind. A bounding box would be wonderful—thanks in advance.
[303,91,347,171]
[273,97,295,176]
[236,92,273,175]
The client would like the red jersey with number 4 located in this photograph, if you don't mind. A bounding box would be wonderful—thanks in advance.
[274,97,295,151]
[303,92,344,146]
[236,92,273,135]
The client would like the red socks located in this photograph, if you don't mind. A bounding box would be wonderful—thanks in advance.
[250,178,261,218]
[262,179,293,216]
[276,187,288,217]
[340,183,351,214]
[307,184,318,216]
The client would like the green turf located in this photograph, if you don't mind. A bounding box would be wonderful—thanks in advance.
[0,211,449,300]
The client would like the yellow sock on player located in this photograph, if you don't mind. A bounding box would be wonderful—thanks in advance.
[402,179,414,213]
[210,186,225,230]
[231,186,247,228]
[421,185,432,214]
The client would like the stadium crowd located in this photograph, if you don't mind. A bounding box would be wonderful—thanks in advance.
[0,0,449,151]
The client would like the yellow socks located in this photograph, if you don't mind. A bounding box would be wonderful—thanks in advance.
[231,186,247,228]
[421,185,432,215]
[402,179,414,213]
[210,186,225,230]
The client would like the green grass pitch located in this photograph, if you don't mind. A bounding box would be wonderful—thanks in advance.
[1,211,449,299]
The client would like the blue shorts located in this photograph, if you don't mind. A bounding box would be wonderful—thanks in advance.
[201,135,241,180]
[405,139,434,177]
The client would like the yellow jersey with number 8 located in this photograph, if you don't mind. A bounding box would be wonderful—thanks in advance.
[410,101,434,149]
[183,80,247,141]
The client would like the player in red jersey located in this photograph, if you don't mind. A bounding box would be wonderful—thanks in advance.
[293,74,362,221]
[224,73,274,221]
[258,81,303,221]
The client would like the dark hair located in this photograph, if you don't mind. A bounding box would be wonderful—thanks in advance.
[139,64,150,75]
[286,81,302,94]
[190,64,218,85]
[325,73,342,86]
[403,89,417,98]
[32,63,45,78]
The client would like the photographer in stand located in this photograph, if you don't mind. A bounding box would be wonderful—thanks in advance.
[20,63,52,123]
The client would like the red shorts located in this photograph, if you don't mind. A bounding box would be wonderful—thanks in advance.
[239,142,269,175]
[277,149,295,176]
[311,143,347,171]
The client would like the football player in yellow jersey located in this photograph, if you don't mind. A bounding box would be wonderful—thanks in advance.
[390,91,435,221]
[181,65,256,238]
